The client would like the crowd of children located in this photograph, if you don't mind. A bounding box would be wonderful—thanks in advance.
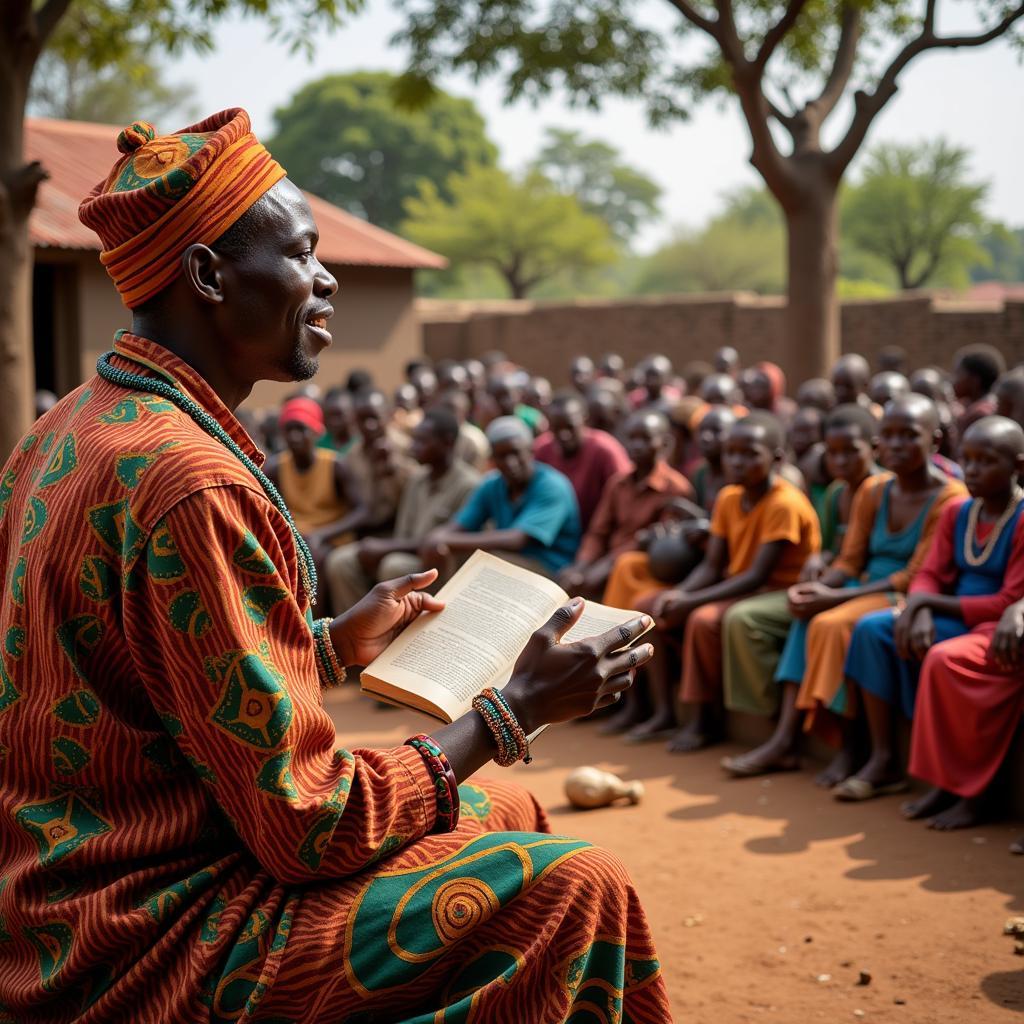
[237,341,1024,848]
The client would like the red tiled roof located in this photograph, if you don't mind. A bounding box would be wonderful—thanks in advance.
[25,117,447,271]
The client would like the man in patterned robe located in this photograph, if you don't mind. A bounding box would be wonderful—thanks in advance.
[0,109,671,1022]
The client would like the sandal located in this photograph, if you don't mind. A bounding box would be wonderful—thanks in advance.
[833,776,909,802]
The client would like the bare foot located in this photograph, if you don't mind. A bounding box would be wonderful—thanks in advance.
[901,787,956,820]
[596,701,645,736]
[928,797,985,831]
[813,748,858,789]
[721,741,800,778]
[667,720,723,753]
[624,711,678,743]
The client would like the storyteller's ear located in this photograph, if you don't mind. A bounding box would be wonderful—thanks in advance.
[180,244,226,306]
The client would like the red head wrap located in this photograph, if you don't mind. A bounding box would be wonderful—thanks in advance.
[279,397,325,435]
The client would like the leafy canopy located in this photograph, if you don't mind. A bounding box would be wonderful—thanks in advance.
[402,164,617,298]
[843,140,989,289]
[268,71,495,231]
[531,128,662,246]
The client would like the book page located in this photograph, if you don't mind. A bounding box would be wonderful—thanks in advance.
[561,601,651,649]
[361,551,565,720]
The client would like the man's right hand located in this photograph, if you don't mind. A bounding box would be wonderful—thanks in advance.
[501,600,654,735]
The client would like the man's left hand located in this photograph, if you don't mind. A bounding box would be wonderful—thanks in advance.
[330,570,444,667]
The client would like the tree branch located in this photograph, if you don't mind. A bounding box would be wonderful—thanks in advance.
[662,0,721,40]
[765,94,797,129]
[34,0,74,46]
[754,0,811,71]
[812,3,861,119]
[828,0,1024,176]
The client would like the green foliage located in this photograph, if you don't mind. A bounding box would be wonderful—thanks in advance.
[402,164,617,298]
[842,140,989,290]
[268,72,495,230]
[633,186,785,295]
[31,0,363,69]
[972,224,1024,282]
[531,128,661,246]
[29,43,197,126]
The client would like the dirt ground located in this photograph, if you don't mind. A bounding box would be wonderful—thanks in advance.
[324,684,1024,1024]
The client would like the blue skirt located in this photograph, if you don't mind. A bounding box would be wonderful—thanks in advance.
[843,608,967,718]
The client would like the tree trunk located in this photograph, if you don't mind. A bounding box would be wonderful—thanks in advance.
[783,184,840,380]
[0,36,41,462]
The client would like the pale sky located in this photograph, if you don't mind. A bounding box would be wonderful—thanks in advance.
[166,0,1024,252]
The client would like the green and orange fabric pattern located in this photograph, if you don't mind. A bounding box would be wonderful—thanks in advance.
[78,109,286,310]
[0,332,669,1022]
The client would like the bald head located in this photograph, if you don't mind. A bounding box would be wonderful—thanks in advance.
[883,392,940,433]
[963,415,1024,461]
[831,354,871,405]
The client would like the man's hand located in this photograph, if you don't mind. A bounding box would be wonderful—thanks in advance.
[330,570,444,667]
[895,603,934,661]
[356,538,389,574]
[991,602,1024,670]
[651,588,692,629]
[502,601,655,734]
[787,581,839,620]
[557,566,586,593]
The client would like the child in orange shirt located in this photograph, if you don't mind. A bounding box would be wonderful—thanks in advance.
[633,413,821,749]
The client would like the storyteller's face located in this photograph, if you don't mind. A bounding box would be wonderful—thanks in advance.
[218,179,338,384]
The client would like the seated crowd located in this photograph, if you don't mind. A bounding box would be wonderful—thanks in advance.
[243,342,1024,846]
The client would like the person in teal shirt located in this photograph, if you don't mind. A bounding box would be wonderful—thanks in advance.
[421,417,581,575]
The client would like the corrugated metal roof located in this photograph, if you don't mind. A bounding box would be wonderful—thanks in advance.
[25,117,447,271]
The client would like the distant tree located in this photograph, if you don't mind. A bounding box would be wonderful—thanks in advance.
[972,224,1024,283]
[843,140,989,290]
[269,72,495,231]
[402,165,616,298]
[391,0,1024,376]
[531,128,662,246]
[29,18,197,126]
[0,0,360,459]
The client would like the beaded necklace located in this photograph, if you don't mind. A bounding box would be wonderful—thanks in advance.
[963,487,1024,568]
[96,351,318,602]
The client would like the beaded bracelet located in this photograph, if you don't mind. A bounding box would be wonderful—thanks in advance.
[406,734,460,834]
[471,687,532,766]
[311,618,346,688]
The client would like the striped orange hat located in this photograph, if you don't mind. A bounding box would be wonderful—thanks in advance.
[78,108,286,309]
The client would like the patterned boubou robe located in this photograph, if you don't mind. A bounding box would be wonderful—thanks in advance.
[0,333,670,1023]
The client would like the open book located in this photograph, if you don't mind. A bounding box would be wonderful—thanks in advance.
[360,550,652,724]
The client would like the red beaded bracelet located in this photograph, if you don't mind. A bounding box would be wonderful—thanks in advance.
[405,734,460,833]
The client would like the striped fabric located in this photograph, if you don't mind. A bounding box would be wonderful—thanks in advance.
[78,109,285,309]
[0,334,671,1022]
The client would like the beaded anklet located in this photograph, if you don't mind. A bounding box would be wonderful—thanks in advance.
[472,687,532,766]
[406,734,460,833]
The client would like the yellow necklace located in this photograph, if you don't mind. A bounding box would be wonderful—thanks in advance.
[963,488,1024,567]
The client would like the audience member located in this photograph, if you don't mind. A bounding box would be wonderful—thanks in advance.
[636,413,820,749]
[586,380,629,436]
[325,408,481,612]
[558,411,695,599]
[700,372,742,408]
[995,368,1024,429]
[796,377,836,412]
[421,416,581,577]
[631,354,681,411]
[837,416,1021,802]
[535,392,632,531]
[319,386,356,454]
[741,361,797,423]
[599,352,626,382]
[899,418,1024,828]
[953,343,1006,435]
[524,375,553,417]
[877,345,909,374]
[910,366,951,404]
[714,346,741,377]
[490,373,545,435]
[435,388,491,471]
[570,355,597,393]
[868,371,910,407]
[831,354,873,410]
[690,406,736,511]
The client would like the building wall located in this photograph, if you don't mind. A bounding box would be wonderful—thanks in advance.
[55,256,421,410]
[421,293,1024,385]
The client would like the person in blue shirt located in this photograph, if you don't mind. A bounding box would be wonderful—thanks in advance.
[420,416,581,576]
